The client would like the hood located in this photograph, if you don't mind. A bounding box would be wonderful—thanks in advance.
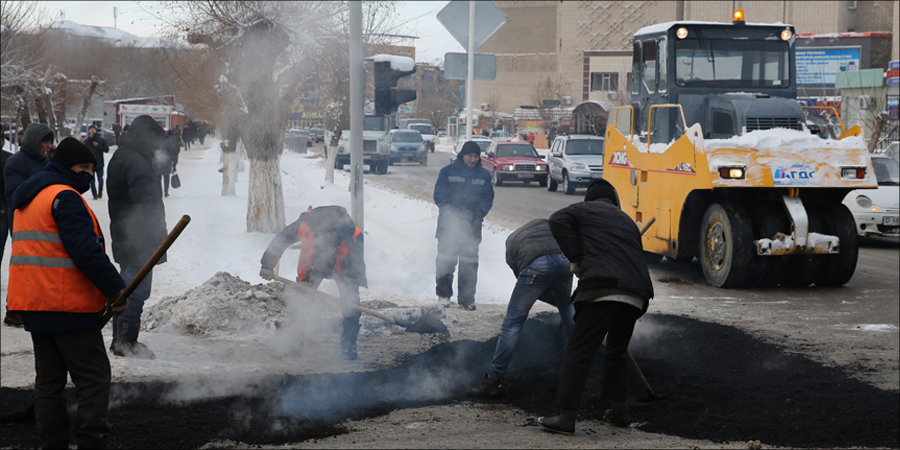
[120,115,166,161]
[11,161,93,210]
[21,123,54,156]
[453,157,483,169]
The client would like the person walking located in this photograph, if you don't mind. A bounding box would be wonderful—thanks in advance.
[259,205,367,360]
[538,178,654,435]
[7,137,126,449]
[106,115,168,359]
[154,130,179,198]
[469,218,575,398]
[433,141,494,310]
[181,124,192,151]
[4,123,56,327]
[83,125,109,200]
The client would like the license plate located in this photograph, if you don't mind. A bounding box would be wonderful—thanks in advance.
[591,173,604,178]
[517,173,533,178]
[884,216,900,226]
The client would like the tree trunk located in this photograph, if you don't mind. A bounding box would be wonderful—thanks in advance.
[39,68,57,134]
[35,96,49,125]
[73,76,101,138]
[55,81,69,139]
[220,118,241,196]
[246,157,285,233]
[19,95,32,130]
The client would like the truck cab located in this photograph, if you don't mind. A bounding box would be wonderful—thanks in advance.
[336,115,393,174]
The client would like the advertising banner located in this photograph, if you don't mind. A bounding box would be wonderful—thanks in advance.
[796,47,861,86]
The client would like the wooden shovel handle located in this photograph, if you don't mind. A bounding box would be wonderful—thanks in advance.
[272,274,398,325]
[100,215,191,327]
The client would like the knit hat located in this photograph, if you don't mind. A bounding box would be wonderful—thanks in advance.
[584,178,619,207]
[21,123,54,154]
[457,141,483,160]
[52,137,97,169]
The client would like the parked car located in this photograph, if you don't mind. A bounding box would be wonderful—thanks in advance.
[284,129,311,153]
[387,130,427,165]
[450,136,493,164]
[309,127,325,143]
[842,156,899,238]
[546,134,605,195]
[481,141,547,187]
[407,123,436,152]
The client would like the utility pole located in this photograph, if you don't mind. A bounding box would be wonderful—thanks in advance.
[349,1,364,231]
[113,7,117,29]
[465,0,475,141]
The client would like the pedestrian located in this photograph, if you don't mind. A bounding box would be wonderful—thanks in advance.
[538,178,654,435]
[181,124,192,151]
[4,123,56,327]
[106,115,168,359]
[469,218,575,398]
[433,141,494,310]
[548,126,557,147]
[154,130,179,198]
[7,137,126,449]
[259,205,367,360]
[481,127,489,137]
[83,125,109,200]
[1,146,12,260]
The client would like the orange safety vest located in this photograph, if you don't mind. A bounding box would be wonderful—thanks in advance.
[8,185,107,314]
[296,221,363,281]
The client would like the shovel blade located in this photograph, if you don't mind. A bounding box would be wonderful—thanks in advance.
[403,313,449,336]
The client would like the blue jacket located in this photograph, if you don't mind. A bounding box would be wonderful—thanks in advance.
[3,145,48,204]
[11,161,125,332]
[433,158,494,241]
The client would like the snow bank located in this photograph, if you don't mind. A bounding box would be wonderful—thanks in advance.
[704,128,865,152]
[371,54,416,72]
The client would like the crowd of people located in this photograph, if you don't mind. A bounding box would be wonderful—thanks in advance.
[3,123,654,445]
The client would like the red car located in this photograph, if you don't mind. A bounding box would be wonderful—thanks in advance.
[482,141,548,187]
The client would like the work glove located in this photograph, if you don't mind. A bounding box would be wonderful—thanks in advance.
[259,268,275,281]
[105,290,127,317]
[569,262,582,278]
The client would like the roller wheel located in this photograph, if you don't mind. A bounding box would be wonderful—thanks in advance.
[699,203,755,288]
[563,173,576,195]
[492,170,503,186]
[750,204,790,288]
[547,177,558,191]
[782,207,827,288]
[814,203,859,286]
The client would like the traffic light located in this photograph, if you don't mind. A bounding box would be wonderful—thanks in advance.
[372,56,416,116]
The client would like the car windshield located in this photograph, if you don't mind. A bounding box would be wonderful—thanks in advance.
[392,131,422,143]
[872,158,900,186]
[675,38,790,88]
[496,144,539,158]
[566,140,604,155]
[409,124,434,134]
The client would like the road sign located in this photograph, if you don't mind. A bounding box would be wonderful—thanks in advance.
[444,53,497,80]
[436,1,507,51]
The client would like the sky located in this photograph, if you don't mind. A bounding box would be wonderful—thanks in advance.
[36,1,467,63]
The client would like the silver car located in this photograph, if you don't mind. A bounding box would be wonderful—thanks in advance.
[842,156,900,238]
[547,134,605,195]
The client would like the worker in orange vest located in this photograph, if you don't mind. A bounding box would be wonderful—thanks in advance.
[7,137,126,449]
[259,205,367,360]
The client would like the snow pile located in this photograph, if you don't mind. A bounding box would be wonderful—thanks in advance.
[371,54,416,72]
[143,272,287,335]
[704,128,865,152]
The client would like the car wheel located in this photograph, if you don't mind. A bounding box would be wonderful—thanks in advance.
[492,170,503,186]
[563,173,576,195]
[420,155,427,166]
[547,177,558,191]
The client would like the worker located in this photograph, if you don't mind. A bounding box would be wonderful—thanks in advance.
[259,205,367,360]
[7,137,126,449]
[469,218,574,399]
[433,141,494,310]
[538,179,654,435]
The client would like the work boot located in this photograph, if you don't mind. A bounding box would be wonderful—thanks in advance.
[3,311,23,327]
[603,401,631,427]
[538,410,577,435]
[98,192,102,199]
[459,303,476,311]
[438,297,451,308]
[468,374,504,399]
[341,344,358,361]
[340,318,360,360]
[112,318,155,359]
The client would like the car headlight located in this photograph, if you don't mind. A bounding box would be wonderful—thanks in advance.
[536,165,547,171]
[855,195,872,208]
[390,145,398,152]
[419,145,426,151]
[571,163,586,170]
[502,164,515,171]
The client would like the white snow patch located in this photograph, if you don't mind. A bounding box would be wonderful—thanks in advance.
[371,54,416,72]
[834,324,899,332]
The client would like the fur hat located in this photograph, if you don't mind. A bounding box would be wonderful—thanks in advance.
[52,137,97,169]
[457,141,483,160]
[584,178,619,207]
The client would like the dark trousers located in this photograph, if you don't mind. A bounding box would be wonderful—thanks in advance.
[31,327,112,449]
[302,274,362,350]
[435,236,480,306]
[160,174,170,196]
[555,301,642,410]
[1,199,8,260]
[89,165,104,197]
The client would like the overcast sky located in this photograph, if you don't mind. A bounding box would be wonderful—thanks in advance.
[36,1,466,63]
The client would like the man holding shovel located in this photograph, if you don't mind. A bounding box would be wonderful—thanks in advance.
[259,205,367,360]
[538,179,654,435]
[7,137,127,449]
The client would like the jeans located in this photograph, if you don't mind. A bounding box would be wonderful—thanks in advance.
[89,165,104,197]
[119,266,153,321]
[435,236,480,306]
[555,301,643,410]
[302,273,362,350]
[487,253,574,382]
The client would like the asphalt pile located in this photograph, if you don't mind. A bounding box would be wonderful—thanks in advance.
[2,314,897,448]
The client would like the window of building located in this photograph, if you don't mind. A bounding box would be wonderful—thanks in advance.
[591,72,619,92]
[848,0,857,9]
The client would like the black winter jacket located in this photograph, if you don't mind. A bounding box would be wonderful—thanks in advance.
[433,158,494,241]
[106,116,168,267]
[505,218,565,277]
[4,145,48,204]
[548,198,653,309]
[83,134,109,167]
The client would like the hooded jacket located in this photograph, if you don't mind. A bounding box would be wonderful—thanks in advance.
[548,197,654,312]
[3,123,53,203]
[433,151,494,241]
[9,161,125,332]
[505,218,567,277]
[106,115,168,266]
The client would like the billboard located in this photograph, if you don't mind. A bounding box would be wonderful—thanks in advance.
[796,47,860,86]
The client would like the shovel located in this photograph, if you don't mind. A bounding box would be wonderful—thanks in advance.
[272,275,449,335]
